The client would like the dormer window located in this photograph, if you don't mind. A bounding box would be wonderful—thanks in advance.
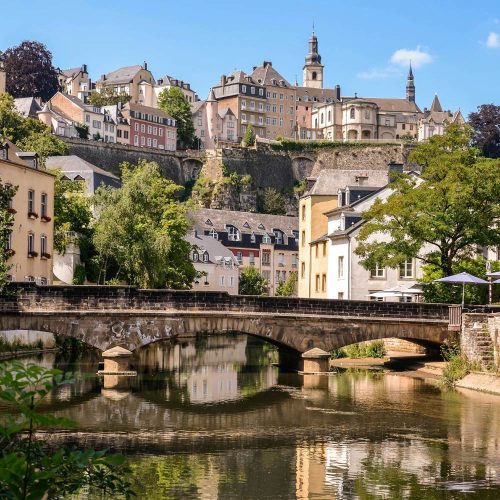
[192,251,199,262]
[209,229,218,240]
[226,225,240,241]
[273,229,284,245]
[250,233,256,243]
[263,234,271,244]
[203,252,209,262]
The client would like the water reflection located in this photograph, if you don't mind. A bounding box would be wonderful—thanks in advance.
[1,335,499,498]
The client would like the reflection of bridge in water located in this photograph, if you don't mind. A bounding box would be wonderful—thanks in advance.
[0,285,467,369]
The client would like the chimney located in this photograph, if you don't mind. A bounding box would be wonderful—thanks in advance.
[101,74,106,81]
[82,64,87,74]
[144,61,148,70]
[253,66,257,71]
[263,61,272,67]
[335,85,341,101]
[220,74,227,86]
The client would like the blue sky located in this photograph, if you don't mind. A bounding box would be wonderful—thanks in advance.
[2,0,499,115]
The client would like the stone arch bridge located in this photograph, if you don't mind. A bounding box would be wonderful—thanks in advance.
[0,285,463,365]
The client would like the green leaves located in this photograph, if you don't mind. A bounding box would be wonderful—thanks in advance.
[239,267,268,295]
[355,125,500,279]
[92,160,196,288]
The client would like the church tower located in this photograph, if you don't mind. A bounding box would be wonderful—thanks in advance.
[303,30,324,89]
[406,63,415,103]
[0,61,6,94]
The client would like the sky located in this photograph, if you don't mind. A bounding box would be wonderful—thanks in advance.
[1,0,499,115]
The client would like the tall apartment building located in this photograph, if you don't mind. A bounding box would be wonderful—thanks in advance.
[189,209,299,296]
[0,141,54,284]
[57,65,91,102]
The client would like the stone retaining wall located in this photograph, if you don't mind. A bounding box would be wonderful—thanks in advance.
[461,313,500,369]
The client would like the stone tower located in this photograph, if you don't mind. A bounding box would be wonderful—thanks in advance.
[303,30,324,89]
[206,87,218,148]
[0,61,6,94]
[406,63,415,103]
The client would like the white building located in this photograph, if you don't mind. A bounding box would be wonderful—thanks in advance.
[325,181,425,301]
[186,230,240,294]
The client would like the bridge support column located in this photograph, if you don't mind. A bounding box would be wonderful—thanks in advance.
[301,348,330,374]
[97,346,137,376]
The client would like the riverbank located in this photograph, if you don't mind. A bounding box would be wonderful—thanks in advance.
[0,348,60,361]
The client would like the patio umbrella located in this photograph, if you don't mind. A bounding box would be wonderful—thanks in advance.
[487,271,500,277]
[436,272,489,306]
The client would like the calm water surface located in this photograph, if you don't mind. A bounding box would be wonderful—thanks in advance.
[3,334,500,499]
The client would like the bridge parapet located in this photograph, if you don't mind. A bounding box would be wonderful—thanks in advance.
[0,284,463,319]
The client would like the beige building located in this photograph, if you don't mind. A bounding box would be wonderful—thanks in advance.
[418,94,464,141]
[186,230,240,294]
[0,141,54,284]
[57,65,91,102]
[0,61,5,94]
[251,62,296,140]
[95,63,155,104]
[189,209,299,296]
[38,92,107,141]
[298,169,390,298]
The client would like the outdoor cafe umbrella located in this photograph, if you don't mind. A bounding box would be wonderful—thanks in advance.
[436,272,489,306]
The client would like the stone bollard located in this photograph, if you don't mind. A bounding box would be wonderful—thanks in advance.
[301,348,331,374]
[97,346,137,376]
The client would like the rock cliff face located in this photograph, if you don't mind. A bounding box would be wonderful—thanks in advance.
[62,138,414,215]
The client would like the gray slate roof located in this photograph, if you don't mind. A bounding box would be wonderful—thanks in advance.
[188,208,298,236]
[251,62,292,87]
[45,155,119,180]
[14,97,41,118]
[186,232,239,265]
[98,65,143,85]
[307,169,389,196]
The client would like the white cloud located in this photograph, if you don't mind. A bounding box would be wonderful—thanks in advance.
[357,66,402,80]
[390,47,433,68]
[486,32,500,48]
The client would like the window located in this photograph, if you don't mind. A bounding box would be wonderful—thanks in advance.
[141,136,145,146]
[203,252,209,262]
[402,124,406,130]
[147,138,152,147]
[40,234,47,256]
[5,231,12,251]
[399,259,414,279]
[370,264,385,278]
[209,229,218,240]
[251,87,255,95]
[85,114,90,123]
[338,292,344,299]
[315,274,320,292]
[365,110,370,119]
[134,123,139,132]
[263,234,271,244]
[147,125,152,134]
[259,88,264,96]
[236,251,243,264]
[338,256,344,279]
[249,252,255,266]
[226,225,240,241]
[322,242,327,257]
[28,190,34,213]
[141,124,145,133]
[220,276,225,286]
[301,205,306,221]
[134,135,139,146]
[278,253,285,266]
[301,231,305,247]
[301,261,305,278]
[315,245,318,258]
[274,230,283,244]
[41,193,47,218]
[250,233,256,243]
[242,85,247,93]
[291,254,297,268]
[192,251,199,261]
[322,274,327,292]
[350,108,355,119]
[92,120,101,129]
[159,128,163,137]
[262,250,271,265]
[229,276,234,287]
[28,233,35,254]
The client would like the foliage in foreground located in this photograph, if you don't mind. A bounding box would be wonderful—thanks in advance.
[440,339,470,386]
[0,361,133,499]
[331,341,386,359]
[275,272,297,296]
[0,179,17,295]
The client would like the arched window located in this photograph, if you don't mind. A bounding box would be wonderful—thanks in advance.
[203,252,209,262]
[312,71,317,80]
[328,110,331,122]
[350,108,355,119]
[320,113,324,124]
[226,225,240,241]
[209,229,218,240]
[192,251,199,262]
[250,233,256,243]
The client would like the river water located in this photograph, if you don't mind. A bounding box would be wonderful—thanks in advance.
[3,334,500,499]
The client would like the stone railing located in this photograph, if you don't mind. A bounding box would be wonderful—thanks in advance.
[0,284,468,320]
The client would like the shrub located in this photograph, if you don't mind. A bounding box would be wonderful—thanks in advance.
[333,341,386,359]
[73,264,86,285]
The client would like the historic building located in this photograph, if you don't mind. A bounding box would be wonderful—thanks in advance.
[0,140,54,284]
[418,94,464,141]
[188,209,299,296]
[0,61,5,94]
[186,230,240,294]
[57,65,91,102]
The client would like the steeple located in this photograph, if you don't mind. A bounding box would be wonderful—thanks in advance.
[406,62,415,103]
[303,29,324,89]
[431,94,443,112]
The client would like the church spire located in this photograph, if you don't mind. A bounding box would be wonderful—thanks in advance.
[406,62,415,103]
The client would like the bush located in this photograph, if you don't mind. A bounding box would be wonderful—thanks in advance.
[442,354,470,386]
[333,341,386,359]
[73,264,86,285]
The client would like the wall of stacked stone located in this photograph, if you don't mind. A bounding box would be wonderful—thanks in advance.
[461,313,500,369]
[0,284,479,320]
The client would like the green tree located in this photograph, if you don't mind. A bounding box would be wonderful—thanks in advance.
[0,361,133,498]
[0,179,17,294]
[1,41,59,101]
[355,125,500,277]
[275,271,297,296]
[260,187,286,215]
[239,267,268,295]
[89,87,132,107]
[0,93,68,161]
[157,87,195,148]
[50,169,93,254]
[241,124,256,147]
[468,104,500,159]
[74,123,89,139]
[93,160,196,288]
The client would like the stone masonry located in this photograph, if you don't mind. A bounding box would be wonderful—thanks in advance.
[462,313,500,370]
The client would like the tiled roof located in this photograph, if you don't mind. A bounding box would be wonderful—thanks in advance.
[60,67,82,79]
[125,102,174,120]
[13,97,41,118]
[191,100,205,115]
[218,107,234,119]
[186,232,239,265]
[307,169,389,196]
[98,65,143,85]
[251,63,292,87]
[188,208,298,236]
[346,97,421,114]
[45,155,120,180]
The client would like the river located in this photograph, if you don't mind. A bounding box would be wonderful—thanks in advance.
[2,334,500,499]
